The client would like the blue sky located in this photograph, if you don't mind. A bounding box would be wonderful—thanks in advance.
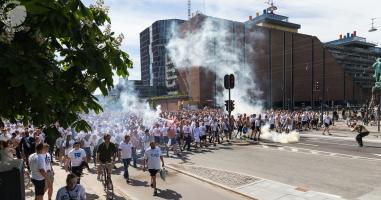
[83,0,381,81]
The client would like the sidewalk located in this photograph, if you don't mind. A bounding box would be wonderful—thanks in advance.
[167,163,344,200]
[26,163,134,200]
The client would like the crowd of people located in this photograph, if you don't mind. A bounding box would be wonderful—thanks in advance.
[0,107,374,199]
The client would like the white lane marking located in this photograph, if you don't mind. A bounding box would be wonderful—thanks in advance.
[374,154,381,157]
[298,143,319,147]
[304,140,358,147]
[278,147,285,150]
[254,145,381,162]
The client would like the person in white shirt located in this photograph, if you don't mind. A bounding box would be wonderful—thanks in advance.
[143,142,165,196]
[55,134,64,166]
[67,141,86,183]
[55,173,86,200]
[322,114,332,135]
[182,122,191,151]
[193,123,201,148]
[82,134,92,163]
[29,143,47,200]
[43,144,55,200]
[199,122,207,148]
[119,135,133,182]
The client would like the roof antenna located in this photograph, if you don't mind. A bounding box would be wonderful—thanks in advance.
[369,18,378,32]
[265,0,277,14]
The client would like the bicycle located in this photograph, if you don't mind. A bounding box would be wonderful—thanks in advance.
[100,163,114,200]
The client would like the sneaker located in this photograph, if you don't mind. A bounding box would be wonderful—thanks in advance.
[153,190,158,196]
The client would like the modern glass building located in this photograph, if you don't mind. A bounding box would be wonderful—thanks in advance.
[139,19,185,97]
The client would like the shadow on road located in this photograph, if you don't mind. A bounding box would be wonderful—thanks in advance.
[155,188,182,200]
[128,178,149,187]
[86,193,100,200]
[365,145,381,148]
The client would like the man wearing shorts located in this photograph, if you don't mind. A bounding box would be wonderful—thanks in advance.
[143,141,165,196]
[28,143,47,200]
[67,141,86,183]
[43,144,55,200]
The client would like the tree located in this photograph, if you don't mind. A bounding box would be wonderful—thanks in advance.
[0,0,133,131]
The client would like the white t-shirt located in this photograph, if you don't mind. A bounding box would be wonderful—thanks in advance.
[68,148,86,167]
[45,153,53,171]
[144,147,162,170]
[119,141,133,159]
[200,125,206,136]
[83,139,91,148]
[153,128,161,137]
[162,127,168,137]
[55,184,86,200]
[64,139,75,155]
[29,153,46,180]
[193,127,201,139]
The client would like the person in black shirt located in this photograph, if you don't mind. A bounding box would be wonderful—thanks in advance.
[351,123,370,147]
[20,130,36,169]
[96,134,117,180]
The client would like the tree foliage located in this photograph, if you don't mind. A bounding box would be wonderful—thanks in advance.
[0,0,133,131]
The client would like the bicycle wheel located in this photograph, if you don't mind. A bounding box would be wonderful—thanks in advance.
[106,178,114,200]
[102,168,107,190]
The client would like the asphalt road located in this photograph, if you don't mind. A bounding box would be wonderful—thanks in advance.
[168,136,381,200]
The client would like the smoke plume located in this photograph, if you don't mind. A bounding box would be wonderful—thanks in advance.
[166,15,264,115]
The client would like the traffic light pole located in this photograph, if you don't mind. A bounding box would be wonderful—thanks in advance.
[228,87,232,141]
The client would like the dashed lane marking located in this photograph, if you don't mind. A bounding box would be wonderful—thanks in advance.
[291,148,299,152]
[255,144,381,162]
[298,143,319,147]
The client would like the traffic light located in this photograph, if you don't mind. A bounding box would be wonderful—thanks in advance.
[229,74,235,89]
[315,81,320,91]
[224,75,229,89]
[225,100,229,112]
[224,74,235,89]
[230,100,235,112]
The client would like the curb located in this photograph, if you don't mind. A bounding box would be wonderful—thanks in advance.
[166,165,258,200]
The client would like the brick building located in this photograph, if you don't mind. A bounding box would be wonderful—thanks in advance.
[139,10,381,110]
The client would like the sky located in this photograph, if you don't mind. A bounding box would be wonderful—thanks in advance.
[83,0,381,81]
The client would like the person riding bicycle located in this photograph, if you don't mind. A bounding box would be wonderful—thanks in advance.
[96,134,117,181]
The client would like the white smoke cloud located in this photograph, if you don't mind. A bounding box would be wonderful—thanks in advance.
[119,82,162,128]
[166,16,263,115]
[260,124,300,144]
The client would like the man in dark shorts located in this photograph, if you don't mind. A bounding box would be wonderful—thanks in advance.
[143,142,165,196]
[28,143,47,200]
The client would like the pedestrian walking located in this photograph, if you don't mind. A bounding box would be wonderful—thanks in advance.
[119,135,133,182]
[43,144,55,200]
[67,141,87,183]
[28,143,47,200]
[322,114,332,135]
[143,141,165,196]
